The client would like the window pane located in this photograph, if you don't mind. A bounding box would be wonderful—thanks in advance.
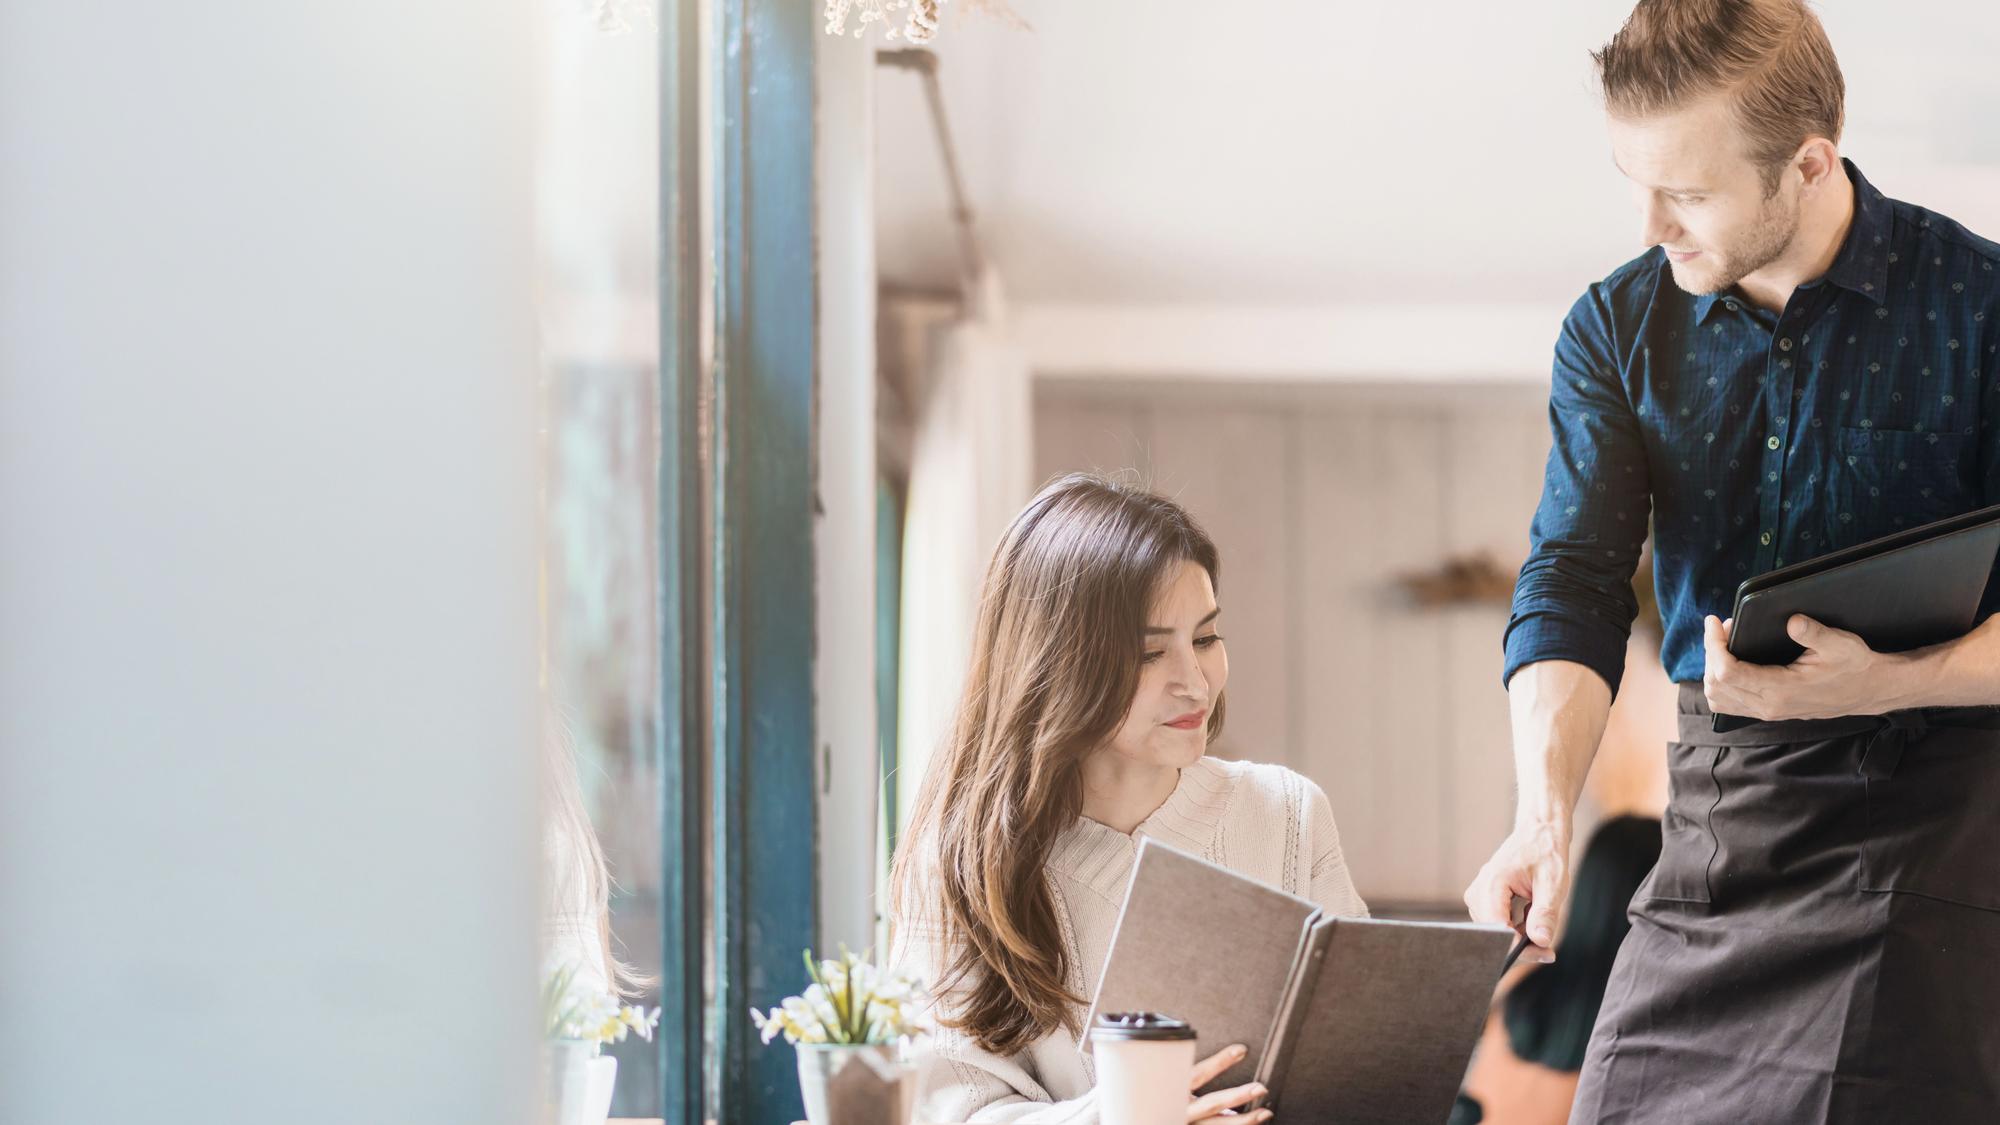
[537,0,664,1116]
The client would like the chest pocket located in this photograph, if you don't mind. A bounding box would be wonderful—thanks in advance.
[1836,426,1973,531]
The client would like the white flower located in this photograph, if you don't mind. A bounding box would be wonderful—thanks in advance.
[751,947,933,1048]
[543,961,663,1047]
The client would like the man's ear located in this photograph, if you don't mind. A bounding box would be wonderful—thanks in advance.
[1795,137,1841,194]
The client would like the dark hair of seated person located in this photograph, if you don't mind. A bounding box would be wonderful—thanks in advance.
[1501,814,1664,1071]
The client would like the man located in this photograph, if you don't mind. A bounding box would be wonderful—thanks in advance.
[1464,1,2000,1120]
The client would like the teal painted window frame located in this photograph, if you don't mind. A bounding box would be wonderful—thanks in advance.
[659,0,818,1120]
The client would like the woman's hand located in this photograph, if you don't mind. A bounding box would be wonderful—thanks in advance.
[1186,1043,1273,1123]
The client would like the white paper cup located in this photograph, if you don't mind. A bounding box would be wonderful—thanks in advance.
[1090,1012,1197,1125]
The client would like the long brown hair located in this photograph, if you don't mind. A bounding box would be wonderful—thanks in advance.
[891,473,1225,1055]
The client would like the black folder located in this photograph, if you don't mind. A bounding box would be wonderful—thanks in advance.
[1714,502,2000,733]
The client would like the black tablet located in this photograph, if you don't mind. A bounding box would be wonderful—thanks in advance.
[1715,502,2000,733]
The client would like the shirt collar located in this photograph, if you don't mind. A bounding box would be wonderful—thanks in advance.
[1691,157,1890,324]
[1822,158,1891,304]
[1691,287,1739,325]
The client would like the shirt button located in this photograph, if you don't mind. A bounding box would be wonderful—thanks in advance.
[1726,299,1741,311]
[1761,531,1774,546]
[1779,338,1793,351]
[1767,435,1782,450]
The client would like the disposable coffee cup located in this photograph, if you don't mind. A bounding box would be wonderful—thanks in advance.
[1090,1012,1197,1125]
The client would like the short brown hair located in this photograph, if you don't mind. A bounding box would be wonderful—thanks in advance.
[1594,0,1845,194]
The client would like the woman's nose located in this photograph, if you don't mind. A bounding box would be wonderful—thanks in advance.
[1167,649,1208,700]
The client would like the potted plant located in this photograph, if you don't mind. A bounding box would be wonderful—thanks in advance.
[543,960,661,1125]
[751,947,929,1125]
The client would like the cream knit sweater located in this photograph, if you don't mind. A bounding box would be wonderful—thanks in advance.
[891,756,1368,1124]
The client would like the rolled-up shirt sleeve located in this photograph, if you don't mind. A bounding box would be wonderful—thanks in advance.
[1503,285,1652,698]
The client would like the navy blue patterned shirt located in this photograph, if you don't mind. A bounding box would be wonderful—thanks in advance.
[1504,160,2000,694]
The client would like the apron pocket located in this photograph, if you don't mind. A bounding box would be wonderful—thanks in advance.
[1640,742,1720,904]
[1859,726,2000,913]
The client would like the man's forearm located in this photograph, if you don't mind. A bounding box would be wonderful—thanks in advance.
[1880,613,2000,710]
[1508,659,1615,828]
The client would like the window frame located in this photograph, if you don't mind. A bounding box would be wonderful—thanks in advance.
[659,0,818,1119]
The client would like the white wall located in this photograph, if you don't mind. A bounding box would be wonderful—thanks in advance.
[0,6,541,1123]
[815,32,880,956]
[1016,302,1571,384]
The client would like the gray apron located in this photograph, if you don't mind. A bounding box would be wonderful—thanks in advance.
[1569,684,2000,1124]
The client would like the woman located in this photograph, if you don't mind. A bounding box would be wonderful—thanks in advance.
[1452,815,1663,1125]
[890,473,1367,1124]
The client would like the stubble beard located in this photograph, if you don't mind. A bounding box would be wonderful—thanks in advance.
[1667,189,1801,297]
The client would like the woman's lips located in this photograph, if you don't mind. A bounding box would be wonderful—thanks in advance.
[1165,710,1207,730]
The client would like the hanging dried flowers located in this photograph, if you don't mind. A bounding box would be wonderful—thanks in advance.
[824,0,941,43]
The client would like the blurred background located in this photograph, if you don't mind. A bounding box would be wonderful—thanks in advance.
[8,1,2000,1122]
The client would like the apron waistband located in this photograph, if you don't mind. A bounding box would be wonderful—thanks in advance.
[1675,682,2000,778]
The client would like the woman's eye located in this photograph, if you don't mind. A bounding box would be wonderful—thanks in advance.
[1195,634,1224,649]
[1141,650,1164,664]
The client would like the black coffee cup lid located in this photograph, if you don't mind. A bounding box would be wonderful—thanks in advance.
[1091,1012,1195,1041]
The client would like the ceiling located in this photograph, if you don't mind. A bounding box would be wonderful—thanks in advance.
[871,0,2000,307]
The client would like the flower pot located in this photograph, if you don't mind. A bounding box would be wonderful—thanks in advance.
[544,1040,618,1125]
[795,1043,915,1125]
[581,1054,616,1124]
